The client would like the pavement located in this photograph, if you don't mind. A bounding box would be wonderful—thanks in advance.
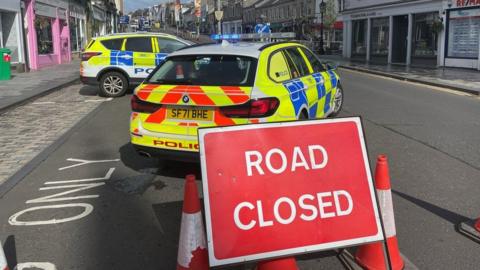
[0,60,80,112]
[0,69,479,269]
[321,55,480,95]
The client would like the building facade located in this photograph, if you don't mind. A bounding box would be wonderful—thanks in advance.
[0,0,26,71]
[341,0,480,69]
[24,0,71,70]
[69,2,87,54]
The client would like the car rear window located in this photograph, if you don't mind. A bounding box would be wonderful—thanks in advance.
[101,38,124,50]
[147,55,258,86]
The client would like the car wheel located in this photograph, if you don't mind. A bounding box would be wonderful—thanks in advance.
[330,82,344,117]
[99,71,128,97]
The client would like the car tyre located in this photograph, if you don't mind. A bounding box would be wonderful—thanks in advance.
[99,71,128,97]
[330,82,344,117]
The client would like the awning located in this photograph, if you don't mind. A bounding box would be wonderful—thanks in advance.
[313,21,343,30]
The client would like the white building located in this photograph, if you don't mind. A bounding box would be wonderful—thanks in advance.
[0,0,26,71]
[341,0,480,70]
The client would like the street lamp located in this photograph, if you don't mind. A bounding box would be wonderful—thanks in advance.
[319,0,326,54]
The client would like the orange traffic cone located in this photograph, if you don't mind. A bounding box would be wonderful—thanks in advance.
[355,155,404,270]
[0,241,8,270]
[177,175,209,270]
[257,257,298,270]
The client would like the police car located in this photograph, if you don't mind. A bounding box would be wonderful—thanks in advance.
[130,36,343,160]
[80,33,192,97]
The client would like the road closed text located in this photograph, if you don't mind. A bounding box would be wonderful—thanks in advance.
[233,190,353,230]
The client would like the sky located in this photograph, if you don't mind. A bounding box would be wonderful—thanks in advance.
[125,0,164,13]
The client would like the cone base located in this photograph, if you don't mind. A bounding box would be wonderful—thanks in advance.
[340,249,418,270]
[257,257,298,270]
[355,237,404,270]
[458,220,480,244]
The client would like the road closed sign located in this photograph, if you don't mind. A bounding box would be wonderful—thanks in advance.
[198,117,384,266]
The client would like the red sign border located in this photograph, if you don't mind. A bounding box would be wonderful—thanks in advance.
[198,117,384,266]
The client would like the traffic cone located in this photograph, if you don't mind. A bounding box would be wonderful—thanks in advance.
[355,155,404,270]
[257,257,298,270]
[0,241,8,270]
[458,216,480,243]
[475,219,480,231]
[176,65,185,79]
[177,174,209,270]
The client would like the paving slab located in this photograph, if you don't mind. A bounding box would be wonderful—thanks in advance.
[0,60,80,112]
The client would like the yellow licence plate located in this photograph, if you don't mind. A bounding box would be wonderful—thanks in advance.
[167,107,213,121]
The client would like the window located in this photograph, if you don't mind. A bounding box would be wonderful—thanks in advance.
[101,38,124,50]
[269,51,291,82]
[284,48,309,77]
[35,16,53,54]
[125,37,153,52]
[148,55,257,86]
[352,19,367,55]
[413,12,439,58]
[447,8,480,58]
[370,17,389,56]
[300,48,325,73]
[157,37,187,53]
[70,17,78,51]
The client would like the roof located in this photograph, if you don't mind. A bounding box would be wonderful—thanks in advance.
[168,42,267,58]
[95,32,178,39]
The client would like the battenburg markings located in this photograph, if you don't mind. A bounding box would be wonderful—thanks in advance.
[312,73,326,99]
[110,50,133,66]
[327,70,338,88]
[155,53,168,65]
[283,79,307,116]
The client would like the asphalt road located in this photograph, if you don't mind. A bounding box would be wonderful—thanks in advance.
[0,70,479,269]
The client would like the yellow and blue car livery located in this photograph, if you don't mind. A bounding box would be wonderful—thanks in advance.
[80,32,191,97]
[129,41,343,161]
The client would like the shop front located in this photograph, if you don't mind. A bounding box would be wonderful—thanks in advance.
[69,3,86,54]
[92,5,106,37]
[342,0,480,69]
[0,0,25,71]
[25,0,71,70]
[444,1,480,69]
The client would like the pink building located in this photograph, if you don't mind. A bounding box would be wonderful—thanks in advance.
[24,0,71,70]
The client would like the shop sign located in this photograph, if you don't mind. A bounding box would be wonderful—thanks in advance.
[69,4,86,19]
[93,6,106,21]
[452,0,480,8]
[350,11,379,19]
[35,2,56,18]
[37,0,67,9]
[58,8,67,20]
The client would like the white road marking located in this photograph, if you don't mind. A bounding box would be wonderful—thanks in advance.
[16,262,57,270]
[58,158,119,171]
[32,102,55,105]
[8,203,94,226]
[45,168,115,184]
[26,183,104,204]
[84,97,112,103]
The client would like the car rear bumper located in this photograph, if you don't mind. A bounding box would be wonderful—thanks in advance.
[80,76,98,85]
[132,144,200,162]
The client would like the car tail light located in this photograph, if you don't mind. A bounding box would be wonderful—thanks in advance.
[131,95,162,113]
[220,97,279,118]
[81,52,102,61]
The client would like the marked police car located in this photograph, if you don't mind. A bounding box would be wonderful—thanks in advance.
[80,32,192,97]
[130,35,343,160]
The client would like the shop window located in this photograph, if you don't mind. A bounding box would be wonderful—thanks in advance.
[352,20,367,55]
[447,8,480,58]
[413,12,439,58]
[69,17,78,51]
[35,16,53,54]
[370,17,389,56]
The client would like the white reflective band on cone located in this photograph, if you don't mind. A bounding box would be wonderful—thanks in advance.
[0,241,7,270]
[177,212,207,268]
[377,189,396,238]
